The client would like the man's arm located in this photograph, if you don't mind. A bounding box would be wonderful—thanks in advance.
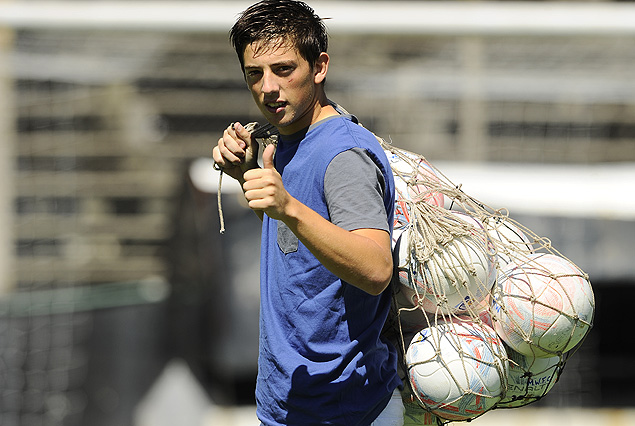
[243,144,393,295]
[289,209,393,296]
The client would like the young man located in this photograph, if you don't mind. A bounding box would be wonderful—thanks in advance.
[212,1,403,424]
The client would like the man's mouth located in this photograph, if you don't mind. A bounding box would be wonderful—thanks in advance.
[265,101,287,113]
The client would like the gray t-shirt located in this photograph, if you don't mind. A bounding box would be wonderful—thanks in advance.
[325,147,390,233]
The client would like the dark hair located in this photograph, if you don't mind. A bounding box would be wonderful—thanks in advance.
[230,0,328,72]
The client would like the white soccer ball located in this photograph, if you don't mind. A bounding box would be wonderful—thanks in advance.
[405,319,507,421]
[390,279,429,338]
[395,212,496,315]
[393,226,418,294]
[386,150,445,231]
[497,348,561,408]
[491,253,595,357]
[391,228,430,340]
[486,217,534,267]
[391,225,407,250]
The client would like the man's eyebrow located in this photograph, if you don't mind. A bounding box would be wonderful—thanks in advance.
[271,60,296,67]
[244,60,297,69]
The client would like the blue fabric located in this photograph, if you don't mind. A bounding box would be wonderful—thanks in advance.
[256,115,401,425]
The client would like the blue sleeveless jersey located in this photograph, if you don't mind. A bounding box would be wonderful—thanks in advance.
[256,115,400,425]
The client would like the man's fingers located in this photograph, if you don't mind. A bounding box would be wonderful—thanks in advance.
[262,144,276,170]
[213,122,260,181]
[212,144,224,166]
[233,122,252,147]
[214,136,242,166]
[223,127,246,156]
[221,125,251,162]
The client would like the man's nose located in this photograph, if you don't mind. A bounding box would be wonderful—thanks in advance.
[261,71,279,94]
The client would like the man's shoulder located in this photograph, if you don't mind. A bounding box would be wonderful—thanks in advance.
[318,115,379,146]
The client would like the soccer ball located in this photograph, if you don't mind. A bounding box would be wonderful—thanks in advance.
[390,280,429,338]
[386,149,445,230]
[393,227,417,294]
[497,348,561,408]
[405,319,507,421]
[395,212,496,315]
[391,225,407,250]
[491,253,595,357]
[486,217,534,267]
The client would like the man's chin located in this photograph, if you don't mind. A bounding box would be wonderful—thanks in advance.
[261,112,305,135]
[261,112,285,128]
[266,117,294,134]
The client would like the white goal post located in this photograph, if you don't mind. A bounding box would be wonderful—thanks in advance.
[1,1,635,36]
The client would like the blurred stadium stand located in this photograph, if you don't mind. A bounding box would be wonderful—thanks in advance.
[0,2,634,425]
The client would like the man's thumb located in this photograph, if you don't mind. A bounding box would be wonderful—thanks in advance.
[262,144,276,169]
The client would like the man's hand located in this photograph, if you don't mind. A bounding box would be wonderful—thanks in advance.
[212,122,260,182]
[243,144,293,221]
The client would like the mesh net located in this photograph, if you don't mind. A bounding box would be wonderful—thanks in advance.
[0,297,91,426]
[379,140,595,423]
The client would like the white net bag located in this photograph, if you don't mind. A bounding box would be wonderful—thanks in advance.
[380,139,595,423]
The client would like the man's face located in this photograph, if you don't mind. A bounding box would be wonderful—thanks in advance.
[243,40,323,135]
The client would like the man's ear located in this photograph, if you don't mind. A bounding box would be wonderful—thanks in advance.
[314,52,329,85]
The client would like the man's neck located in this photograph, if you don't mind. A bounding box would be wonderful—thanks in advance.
[277,96,339,136]
[313,102,339,123]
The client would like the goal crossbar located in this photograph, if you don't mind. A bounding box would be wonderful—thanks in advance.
[1,1,635,36]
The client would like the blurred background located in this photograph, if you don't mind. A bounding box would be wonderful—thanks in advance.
[0,1,634,425]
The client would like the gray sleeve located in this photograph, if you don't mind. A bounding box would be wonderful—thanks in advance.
[324,147,389,232]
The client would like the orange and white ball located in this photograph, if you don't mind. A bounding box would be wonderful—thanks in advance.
[491,253,594,357]
[386,150,444,231]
